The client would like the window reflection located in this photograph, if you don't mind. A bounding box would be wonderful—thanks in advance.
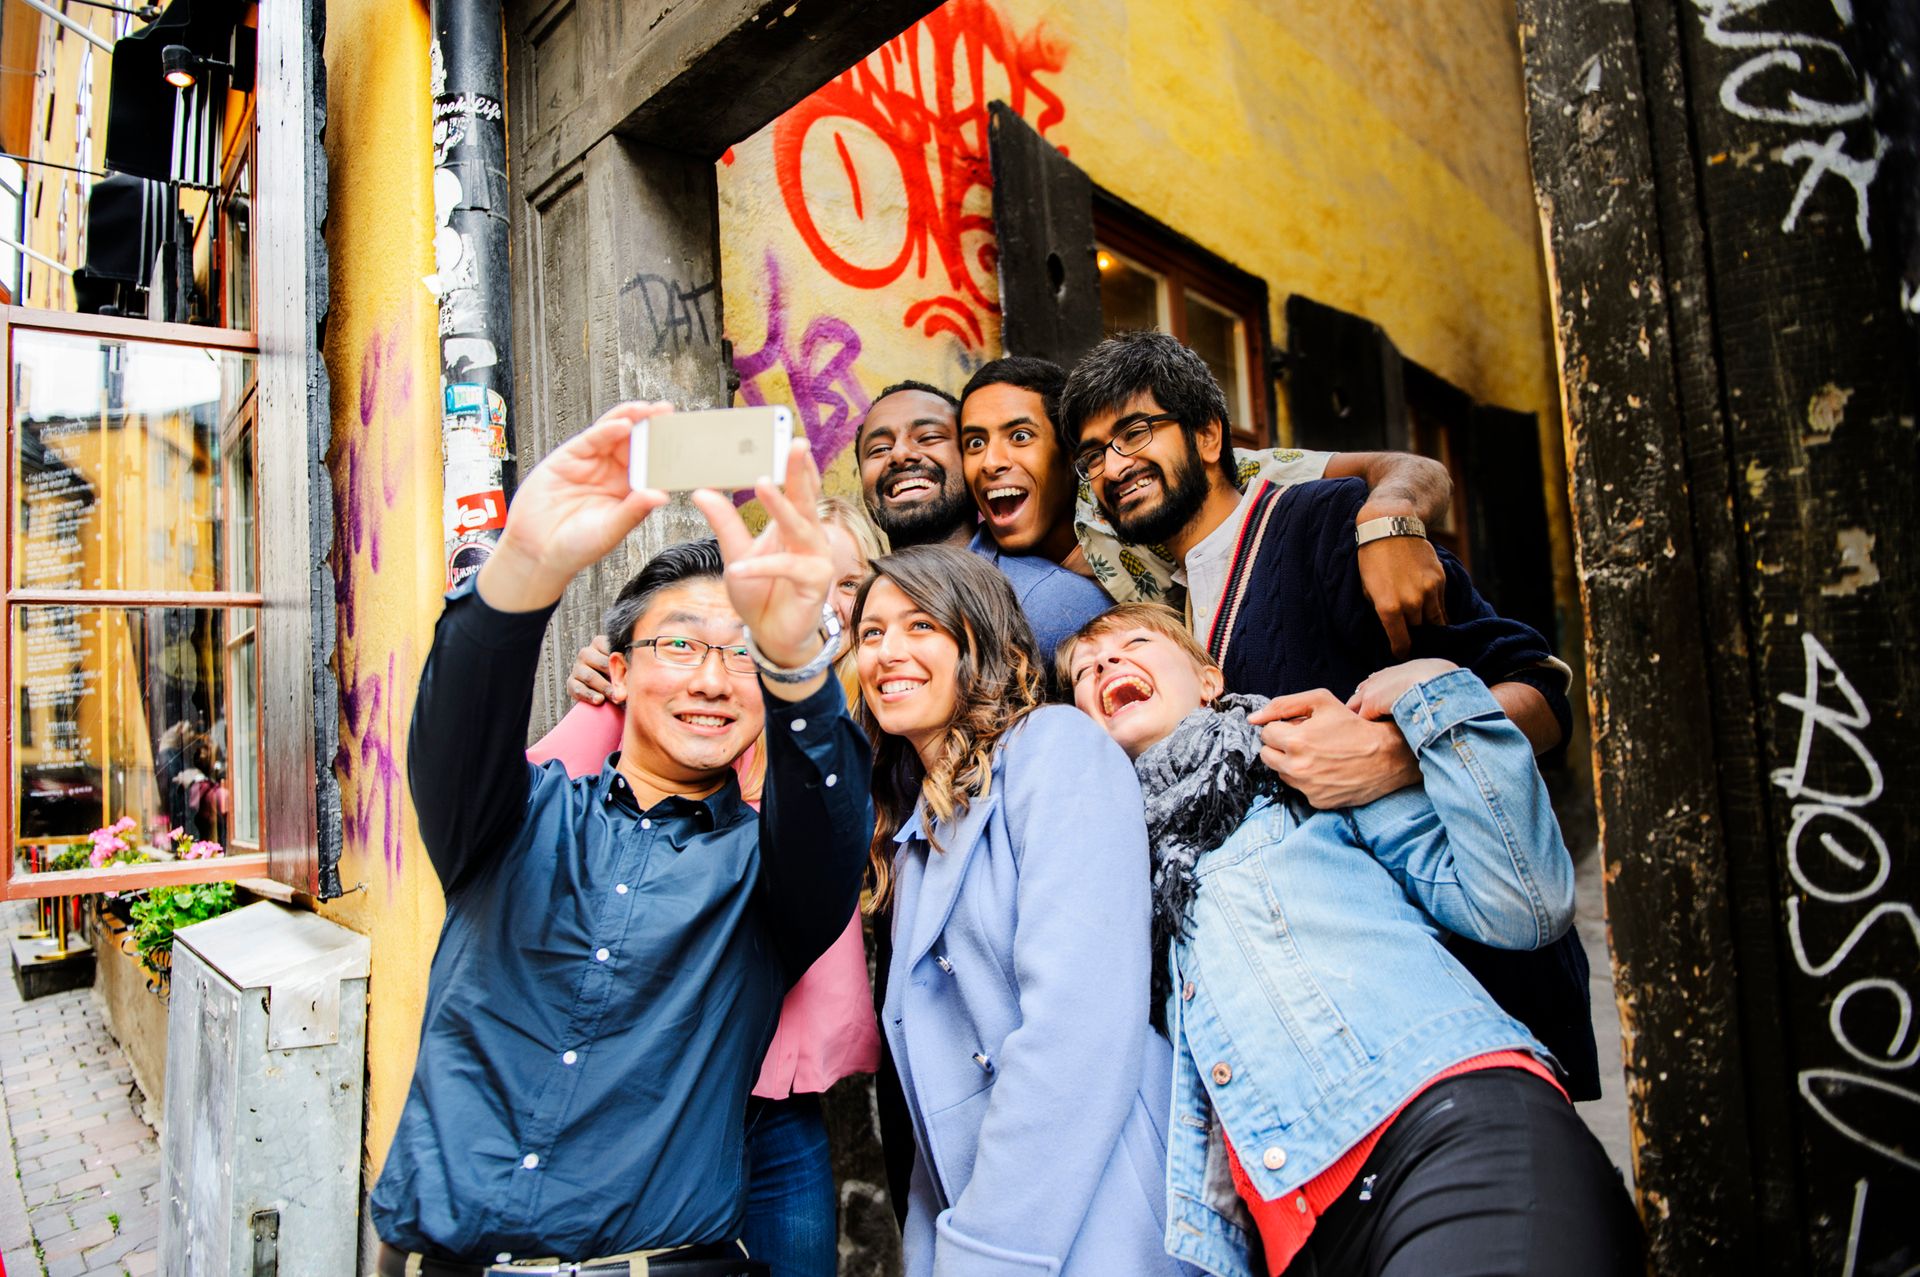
[12,329,254,594]
[13,605,232,851]
[1183,290,1250,438]
[1097,248,1163,338]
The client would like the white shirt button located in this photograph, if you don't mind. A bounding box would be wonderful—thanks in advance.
[615,883,629,895]
[594,947,610,962]
[521,1154,539,1170]
[1295,1195,1308,1214]
[562,1050,578,1065]
[496,1255,512,1264]
[641,818,652,830]
[791,718,807,732]
[1263,1147,1286,1170]
[825,774,838,787]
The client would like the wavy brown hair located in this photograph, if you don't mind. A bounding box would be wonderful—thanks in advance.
[853,545,1046,910]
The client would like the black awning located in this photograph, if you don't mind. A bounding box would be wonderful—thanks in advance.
[104,0,248,183]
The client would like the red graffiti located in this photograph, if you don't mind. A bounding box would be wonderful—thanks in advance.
[771,0,1068,349]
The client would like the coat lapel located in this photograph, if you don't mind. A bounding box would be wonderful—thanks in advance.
[899,790,1002,972]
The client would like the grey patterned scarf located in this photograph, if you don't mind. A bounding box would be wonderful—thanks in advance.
[1133,693,1284,1031]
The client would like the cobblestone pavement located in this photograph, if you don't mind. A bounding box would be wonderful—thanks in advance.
[0,905,159,1277]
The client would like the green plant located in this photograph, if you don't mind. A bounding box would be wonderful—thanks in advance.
[108,1211,120,1232]
[128,881,239,982]
[47,843,91,872]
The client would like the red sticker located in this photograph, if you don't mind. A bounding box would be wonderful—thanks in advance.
[453,489,507,532]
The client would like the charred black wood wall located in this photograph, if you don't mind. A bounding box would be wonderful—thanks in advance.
[1518,0,1918,1271]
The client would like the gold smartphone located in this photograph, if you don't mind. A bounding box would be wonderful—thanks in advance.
[629,406,795,492]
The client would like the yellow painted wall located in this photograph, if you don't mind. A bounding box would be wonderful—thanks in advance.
[315,0,446,1181]
[718,0,1575,632]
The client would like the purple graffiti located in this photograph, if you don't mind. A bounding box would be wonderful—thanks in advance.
[732,251,871,468]
[329,323,416,880]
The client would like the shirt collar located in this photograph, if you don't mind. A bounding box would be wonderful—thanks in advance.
[893,802,928,845]
[1171,484,1259,587]
[596,752,752,829]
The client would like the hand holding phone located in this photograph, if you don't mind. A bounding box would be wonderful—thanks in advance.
[630,406,794,493]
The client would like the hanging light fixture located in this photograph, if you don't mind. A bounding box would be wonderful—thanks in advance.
[160,44,199,89]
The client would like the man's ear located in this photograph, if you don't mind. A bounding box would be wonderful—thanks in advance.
[607,648,631,705]
[1194,419,1227,468]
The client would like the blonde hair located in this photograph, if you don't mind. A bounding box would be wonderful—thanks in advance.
[1055,601,1218,689]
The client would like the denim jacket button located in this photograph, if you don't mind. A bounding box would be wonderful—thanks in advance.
[1182,981,1196,1001]
[1263,1147,1286,1170]
[1211,1062,1233,1085]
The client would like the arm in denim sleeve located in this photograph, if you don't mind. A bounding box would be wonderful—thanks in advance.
[756,677,874,985]
[1346,668,1575,948]
[406,578,553,893]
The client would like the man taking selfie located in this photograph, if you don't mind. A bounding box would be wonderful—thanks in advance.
[371,403,871,1275]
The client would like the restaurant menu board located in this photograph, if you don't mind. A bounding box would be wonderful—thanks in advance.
[15,421,103,839]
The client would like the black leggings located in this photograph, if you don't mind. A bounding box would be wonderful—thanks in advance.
[1280,1070,1645,1277]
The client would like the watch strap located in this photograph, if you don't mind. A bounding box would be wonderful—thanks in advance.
[1355,514,1427,546]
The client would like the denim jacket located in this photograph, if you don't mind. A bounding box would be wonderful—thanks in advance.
[1162,670,1575,1277]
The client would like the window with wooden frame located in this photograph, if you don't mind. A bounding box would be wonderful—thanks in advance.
[1092,195,1273,450]
[1,0,331,900]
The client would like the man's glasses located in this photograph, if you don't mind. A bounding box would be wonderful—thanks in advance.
[628,636,756,674]
[1073,413,1179,480]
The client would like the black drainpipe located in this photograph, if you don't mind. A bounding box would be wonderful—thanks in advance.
[428,0,516,588]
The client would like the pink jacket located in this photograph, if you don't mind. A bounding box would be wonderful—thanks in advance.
[528,702,880,1099]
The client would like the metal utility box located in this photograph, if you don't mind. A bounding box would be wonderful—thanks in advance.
[160,902,370,1277]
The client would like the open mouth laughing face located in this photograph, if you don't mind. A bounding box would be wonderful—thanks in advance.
[1068,625,1223,759]
[961,383,1077,559]
[857,390,975,545]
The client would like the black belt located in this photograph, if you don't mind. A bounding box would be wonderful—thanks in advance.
[375,1241,767,1277]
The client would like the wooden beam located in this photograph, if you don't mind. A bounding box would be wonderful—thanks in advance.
[507,0,944,195]
[255,0,341,898]
[1514,1,1766,1268]
[5,854,273,900]
[1519,0,1920,1269]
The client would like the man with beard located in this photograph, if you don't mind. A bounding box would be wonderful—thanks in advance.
[956,357,1460,658]
[1058,330,1601,1102]
[854,379,1110,660]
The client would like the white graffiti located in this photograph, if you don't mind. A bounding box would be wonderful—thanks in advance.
[1693,0,1887,248]
[1776,631,1917,1266]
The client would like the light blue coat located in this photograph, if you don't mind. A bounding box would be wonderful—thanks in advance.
[883,706,1190,1277]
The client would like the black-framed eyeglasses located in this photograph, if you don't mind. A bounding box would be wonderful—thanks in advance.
[1073,413,1180,479]
[628,636,756,674]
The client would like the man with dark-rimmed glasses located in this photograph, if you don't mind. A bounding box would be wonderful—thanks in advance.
[373,403,872,1276]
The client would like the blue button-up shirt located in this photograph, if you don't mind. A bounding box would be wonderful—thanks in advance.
[370,578,872,1262]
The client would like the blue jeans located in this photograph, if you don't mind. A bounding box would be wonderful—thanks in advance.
[743,1094,836,1277]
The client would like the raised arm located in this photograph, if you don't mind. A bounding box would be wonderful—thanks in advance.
[409,403,670,890]
[1345,663,1575,949]
[692,441,873,983]
[934,712,1151,1274]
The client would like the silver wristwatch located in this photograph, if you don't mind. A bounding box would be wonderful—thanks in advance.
[1354,514,1428,546]
[743,602,842,684]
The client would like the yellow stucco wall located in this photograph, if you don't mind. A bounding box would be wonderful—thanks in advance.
[719,0,1574,625]
[316,0,447,1180]
[319,0,1574,1180]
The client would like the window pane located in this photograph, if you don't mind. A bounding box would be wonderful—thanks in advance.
[228,427,256,600]
[12,329,255,593]
[227,634,258,845]
[13,605,232,851]
[1097,248,1165,338]
[1183,290,1251,434]
[222,153,253,330]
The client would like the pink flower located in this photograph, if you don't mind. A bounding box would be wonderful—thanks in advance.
[186,840,222,860]
[112,816,137,834]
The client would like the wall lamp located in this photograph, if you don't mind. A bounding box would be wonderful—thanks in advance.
[161,44,228,90]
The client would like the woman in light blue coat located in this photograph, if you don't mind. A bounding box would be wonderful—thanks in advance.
[851,545,1186,1277]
